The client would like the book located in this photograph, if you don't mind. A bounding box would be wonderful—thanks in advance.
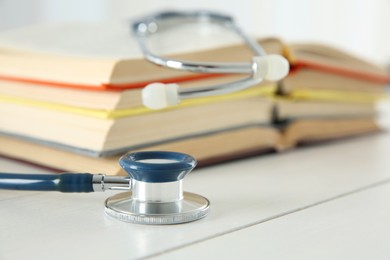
[279,118,381,149]
[274,98,381,149]
[0,22,388,92]
[272,91,381,143]
[281,42,390,96]
[0,126,280,175]
[0,117,380,176]
[274,99,377,120]
[0,74,269,110]
[282,68,387,94]
[0,22,284,89]
[285,42,390,84]
[0,85,275,156]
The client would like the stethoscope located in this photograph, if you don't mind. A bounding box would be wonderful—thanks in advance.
[1,151,209,225]
[0,10,289,225]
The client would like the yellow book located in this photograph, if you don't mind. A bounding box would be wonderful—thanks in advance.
[0,86,275,156]
[0,84,275,119]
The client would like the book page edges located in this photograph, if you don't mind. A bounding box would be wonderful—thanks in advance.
[0,84,276,119]
[278,118,381,150]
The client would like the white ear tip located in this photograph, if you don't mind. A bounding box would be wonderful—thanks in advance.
[253,55,289,81]
[264,54,289,81]
[142,83,180,109]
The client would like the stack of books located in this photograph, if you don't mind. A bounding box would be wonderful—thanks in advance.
[274,42,389,149]
[0,21,389,175]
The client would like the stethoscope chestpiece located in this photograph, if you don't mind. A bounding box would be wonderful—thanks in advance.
[104,151,210,225]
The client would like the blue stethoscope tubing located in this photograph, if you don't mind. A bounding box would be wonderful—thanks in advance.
[0,151,195,193]
[0,172,95,192]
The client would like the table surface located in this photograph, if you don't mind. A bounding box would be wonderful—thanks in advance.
[1,133,390,260]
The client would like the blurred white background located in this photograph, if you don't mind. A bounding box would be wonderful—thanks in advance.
[0,0,389,65]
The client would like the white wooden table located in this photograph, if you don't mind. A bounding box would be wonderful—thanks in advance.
[1,133,390,260]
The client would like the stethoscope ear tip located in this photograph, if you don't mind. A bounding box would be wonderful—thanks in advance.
[142,82,180,109]
[253,54,290,82]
